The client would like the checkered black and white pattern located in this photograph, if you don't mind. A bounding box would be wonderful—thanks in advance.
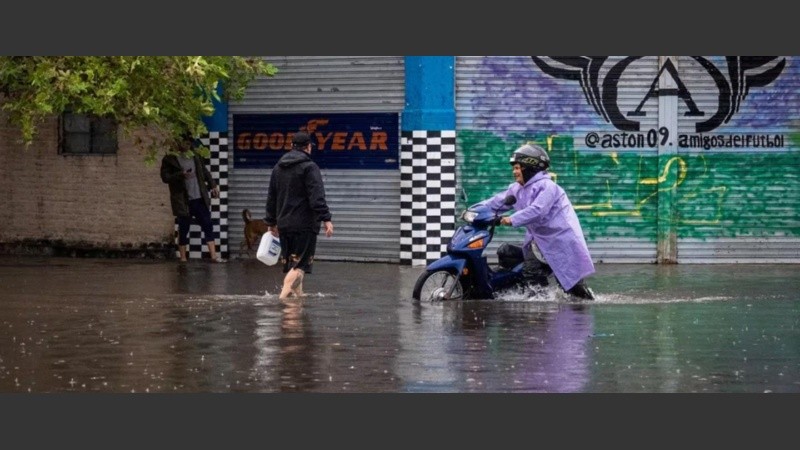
[174,131,229,260]
[400,130,457,266]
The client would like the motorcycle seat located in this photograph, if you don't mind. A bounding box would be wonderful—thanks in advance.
[497,243,524,269]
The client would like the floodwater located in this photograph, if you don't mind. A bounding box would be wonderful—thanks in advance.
[0,255,798,393]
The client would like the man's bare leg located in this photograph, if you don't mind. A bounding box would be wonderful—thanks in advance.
[178,245,188,262]
[279,268,305,300]
[291,271,305,297]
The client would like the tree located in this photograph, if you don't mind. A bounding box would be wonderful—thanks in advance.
[0,56,277,163]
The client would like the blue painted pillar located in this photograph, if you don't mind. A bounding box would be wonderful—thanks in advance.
[187,84,230,260]
[201,84,228,133]
[400,56,457,266]
[402,56,456,132]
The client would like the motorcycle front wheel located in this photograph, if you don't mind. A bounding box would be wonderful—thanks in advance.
[412,270,464,302]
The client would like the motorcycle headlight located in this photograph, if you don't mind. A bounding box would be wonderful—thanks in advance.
[461,210,477,223]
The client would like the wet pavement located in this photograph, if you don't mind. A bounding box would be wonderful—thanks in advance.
[0,255,798,393]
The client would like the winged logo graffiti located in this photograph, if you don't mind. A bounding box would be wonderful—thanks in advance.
[531,56,786,133]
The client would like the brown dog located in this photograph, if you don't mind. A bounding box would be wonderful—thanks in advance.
[241,209,272,253]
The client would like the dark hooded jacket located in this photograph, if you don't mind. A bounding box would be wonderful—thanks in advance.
[265,149,332,233]
[160,152,216,217]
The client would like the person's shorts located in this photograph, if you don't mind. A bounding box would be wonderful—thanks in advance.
[279,231,318,274]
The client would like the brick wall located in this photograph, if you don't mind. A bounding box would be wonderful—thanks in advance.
[0,113,175,251]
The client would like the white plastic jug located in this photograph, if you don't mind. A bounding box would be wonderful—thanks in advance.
[256,231,281,266]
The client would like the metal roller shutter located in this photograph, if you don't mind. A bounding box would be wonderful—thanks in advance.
[675,56,800,262]
[228,56,405,262]
[455,56,660,263]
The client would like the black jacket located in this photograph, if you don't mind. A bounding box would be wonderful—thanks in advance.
[265,149,332,233]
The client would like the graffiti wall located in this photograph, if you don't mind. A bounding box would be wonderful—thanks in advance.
[455,56,800,263]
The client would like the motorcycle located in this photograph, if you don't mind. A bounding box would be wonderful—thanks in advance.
[412,195,527,302]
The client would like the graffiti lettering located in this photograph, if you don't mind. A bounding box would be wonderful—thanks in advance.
[678,134,785,150]
[586,128,670,149]
[629,59,706,121]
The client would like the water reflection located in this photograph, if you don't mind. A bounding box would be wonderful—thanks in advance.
[276,300,316,391]
[398,300,594,392]
[1,257,798,393]
[174,263,214,294]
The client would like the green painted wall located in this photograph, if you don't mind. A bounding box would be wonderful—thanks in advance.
[458,131,800,242]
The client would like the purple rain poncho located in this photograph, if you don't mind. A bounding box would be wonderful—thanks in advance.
[481,171,595,291]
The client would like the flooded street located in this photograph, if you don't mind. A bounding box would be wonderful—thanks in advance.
[0,255,798,393]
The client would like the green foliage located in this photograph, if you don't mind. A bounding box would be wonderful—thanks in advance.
[0,56,277,163]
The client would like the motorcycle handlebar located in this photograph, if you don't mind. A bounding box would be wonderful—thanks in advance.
[489,216,503,239]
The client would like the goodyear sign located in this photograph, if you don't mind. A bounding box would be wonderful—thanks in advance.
[233,113,399,169]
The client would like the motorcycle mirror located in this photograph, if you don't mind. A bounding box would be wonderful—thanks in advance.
[503,195,516,206]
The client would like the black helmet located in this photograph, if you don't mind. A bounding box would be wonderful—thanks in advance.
[509,143,550,171]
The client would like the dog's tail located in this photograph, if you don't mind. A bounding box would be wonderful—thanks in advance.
[242,209,251,223]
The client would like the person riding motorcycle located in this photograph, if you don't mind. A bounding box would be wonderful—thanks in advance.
[479,143,595,300]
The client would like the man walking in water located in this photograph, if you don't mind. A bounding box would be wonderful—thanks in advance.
[265,131,334,300]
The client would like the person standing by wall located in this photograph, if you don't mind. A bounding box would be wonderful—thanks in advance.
[265,131,334,300]
[160,133,223,262]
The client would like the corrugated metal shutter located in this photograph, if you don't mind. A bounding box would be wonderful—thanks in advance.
[455,56,660,263]
[676,56,800,262]
[228,56,404,262]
